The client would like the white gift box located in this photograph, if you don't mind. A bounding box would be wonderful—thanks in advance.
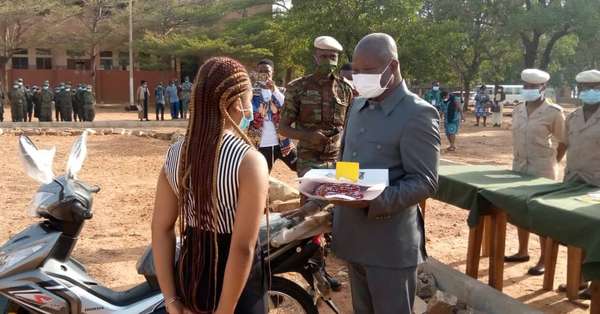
[299,169,389,201]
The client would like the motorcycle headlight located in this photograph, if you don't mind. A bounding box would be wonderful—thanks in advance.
[0,243,46,274]
[27,191,56,217]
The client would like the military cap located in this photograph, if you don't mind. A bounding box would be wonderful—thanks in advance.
[575,70,600,83]
[314,36,343,52]
[521,69,550,84]
[17,78,23,83]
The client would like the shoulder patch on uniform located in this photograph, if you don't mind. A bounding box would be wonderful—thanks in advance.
[546,102,563,111]
[288,75,310,87]
[340,76,353,88]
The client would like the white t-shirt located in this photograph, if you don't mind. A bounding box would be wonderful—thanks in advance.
[259,88,285,148]
[260,120,279,147]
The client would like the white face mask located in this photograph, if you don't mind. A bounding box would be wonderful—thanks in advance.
[260,89,272,102]
[352,62,393,99]
[521,88,542,102]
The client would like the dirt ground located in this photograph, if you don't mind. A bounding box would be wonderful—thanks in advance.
[0,110,590,313]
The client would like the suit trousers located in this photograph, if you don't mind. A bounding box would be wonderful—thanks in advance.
[347,262,417,314]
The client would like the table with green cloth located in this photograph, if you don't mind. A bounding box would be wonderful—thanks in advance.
[435,164,565,228]
[528,182,600,281]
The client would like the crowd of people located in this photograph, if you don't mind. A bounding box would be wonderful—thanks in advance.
[147,30,600,314]
[135,77,193,121]
[0,79,95,123]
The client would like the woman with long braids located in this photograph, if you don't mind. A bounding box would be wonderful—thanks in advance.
[151,57,269,314]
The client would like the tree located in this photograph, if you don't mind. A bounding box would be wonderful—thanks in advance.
[501,0,600,70]
[426,0,504,108]
[66,0,128,91]
[0,0,63,89]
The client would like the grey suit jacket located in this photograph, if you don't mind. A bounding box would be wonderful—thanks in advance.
[332,81,441,269]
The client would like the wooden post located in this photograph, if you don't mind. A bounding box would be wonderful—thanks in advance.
[591,281,600,314]
[488,210,507,291]
[566,246,584,301]
[542,238,559,291]
[466,217,485,279]
[482,216,492,257]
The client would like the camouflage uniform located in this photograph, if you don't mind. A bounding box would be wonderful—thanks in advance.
[180,79,193,118]
[281,73,353,176]
[72,86,81,121]
[9,83,26,122]
[38,87,54,122]
[82,88,96,122]
[56,88,73,122]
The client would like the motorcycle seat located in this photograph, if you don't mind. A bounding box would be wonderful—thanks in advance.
[136,245,180,277]
[85,281,160,307]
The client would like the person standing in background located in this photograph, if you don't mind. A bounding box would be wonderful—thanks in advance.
[137,80,150,121]
[54,84,64,122]
[155,82,166,121]
[248,59,297,173]
[180,76,193,120]
[9,80,26,122]
[56,83,73,122]
[38,82,54,122]
[442,91,465,152]
[505,69,567,276]
[82,85,96,122]
[24,85,34,122]
[424,81,443,114]
[474,85,490,127]
[166,80,180,119]
[0,82,4,122]
[491,85,506,127]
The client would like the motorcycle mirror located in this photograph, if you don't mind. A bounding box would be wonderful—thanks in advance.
[19,136,56,184]
[65,132,88,179]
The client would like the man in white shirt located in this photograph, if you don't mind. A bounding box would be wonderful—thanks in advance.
[248,59,297,172]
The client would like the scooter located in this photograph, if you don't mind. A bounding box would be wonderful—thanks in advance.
[0,134,338,314]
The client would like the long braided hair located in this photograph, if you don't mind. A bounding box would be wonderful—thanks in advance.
[176,57,252,312]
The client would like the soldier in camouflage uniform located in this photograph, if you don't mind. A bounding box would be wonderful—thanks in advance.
[55,83,73,122]
[9,80,26,122]
[38,82,54,122]
[54,85,63,121]
[72,84,82,122]
[279,36,354,177]
[25,85,34,122]
[81,85,96,122]
[180,76,193,119]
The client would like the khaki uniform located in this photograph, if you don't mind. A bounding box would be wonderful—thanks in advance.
[281,73,353,176]
[511,100,566,180]
[564,105,600,186]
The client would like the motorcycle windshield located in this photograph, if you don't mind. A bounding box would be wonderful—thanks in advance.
[19,136,56,184]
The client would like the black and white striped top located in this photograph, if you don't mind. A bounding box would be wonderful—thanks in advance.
[164,133,251,234]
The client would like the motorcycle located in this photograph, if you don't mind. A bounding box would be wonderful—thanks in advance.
[0,134,338,314]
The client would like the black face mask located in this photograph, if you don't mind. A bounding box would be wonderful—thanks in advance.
[314,57,338,75]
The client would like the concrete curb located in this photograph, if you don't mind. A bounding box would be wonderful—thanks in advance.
[0,120,187,129]
[421,258,543,314]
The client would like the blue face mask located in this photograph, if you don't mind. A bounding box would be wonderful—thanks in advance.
[239,106,254,130]
[579,89,600,105]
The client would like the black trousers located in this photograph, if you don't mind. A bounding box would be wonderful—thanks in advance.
[258,145,297,173]
[143,98,149,120]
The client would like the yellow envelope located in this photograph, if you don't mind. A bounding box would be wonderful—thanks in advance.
[336,162,360,182]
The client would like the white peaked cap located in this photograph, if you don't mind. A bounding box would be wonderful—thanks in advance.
[576,70,600,83]
[521,69,550,84]
[314,36,343,52]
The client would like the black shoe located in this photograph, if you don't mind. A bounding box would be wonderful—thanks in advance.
[558,282,588,293]
[580,287,592,300]
[504,254,530,263]
[528,266,545,276]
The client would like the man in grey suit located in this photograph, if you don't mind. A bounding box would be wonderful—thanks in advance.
[334,33,440,313]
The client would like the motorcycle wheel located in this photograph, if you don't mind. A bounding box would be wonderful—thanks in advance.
[268,276,318,314]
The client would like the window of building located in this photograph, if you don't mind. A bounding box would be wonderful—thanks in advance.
[118,51,129,70]
[67,49,90,70]
[99,51,113,70]
[11,48,29,69]
[36,48,52,69]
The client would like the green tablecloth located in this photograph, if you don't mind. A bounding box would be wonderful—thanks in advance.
[528,183,600,280]
[435,165,564,227]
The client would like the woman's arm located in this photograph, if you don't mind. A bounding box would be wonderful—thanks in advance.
[216,150,269,314]
[151,169,185,313]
